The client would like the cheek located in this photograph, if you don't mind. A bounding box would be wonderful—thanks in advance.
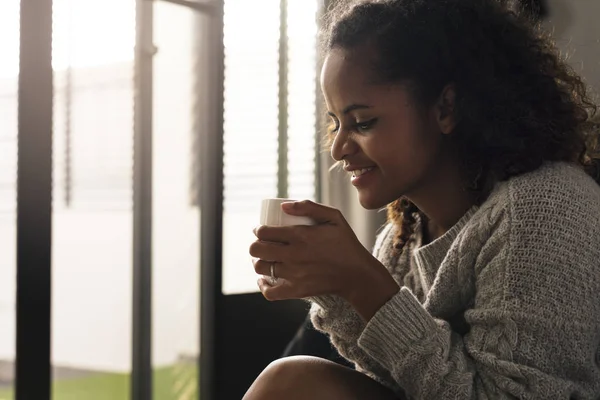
[378,119,441,174]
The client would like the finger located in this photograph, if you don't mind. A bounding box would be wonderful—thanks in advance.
[257,277,299,301]
[253,258,270,276]
[253,224,296,243]
[257,277,277,298]
[248,240,288,260]
[252,259,293,280]
[280,200,342,224]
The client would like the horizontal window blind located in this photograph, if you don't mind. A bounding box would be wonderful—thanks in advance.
[287,0,318,201]
[0,79,17,216]
[0,1,19,217]
[221,0,319,294]
[223,0,317,214]
[52,0,135,211]
[223,0,280,213]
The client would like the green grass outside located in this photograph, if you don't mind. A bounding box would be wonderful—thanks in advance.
[0,364,197,400]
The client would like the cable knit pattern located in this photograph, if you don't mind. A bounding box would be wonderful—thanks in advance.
[309,161,600,399]
[309,223,403,390]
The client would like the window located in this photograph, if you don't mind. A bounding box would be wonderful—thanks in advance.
[52,0,135,398]
[1,1,321,397]
[222,0,319,294]
[0,2,19,398]
[52,0,134,212]
[151,2,202,398]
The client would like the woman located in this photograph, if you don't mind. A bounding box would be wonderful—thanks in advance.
[246,0,600,398]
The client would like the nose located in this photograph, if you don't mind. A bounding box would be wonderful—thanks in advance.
[330,129,358,162]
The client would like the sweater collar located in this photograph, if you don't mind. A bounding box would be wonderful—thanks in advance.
[412,205,479,290]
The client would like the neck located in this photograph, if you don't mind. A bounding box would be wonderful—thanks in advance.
[407,160,477,243]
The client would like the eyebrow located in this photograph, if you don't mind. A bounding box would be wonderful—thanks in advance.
[327,104,371,117]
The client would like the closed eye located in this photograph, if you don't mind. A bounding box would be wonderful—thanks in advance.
[355,118,377,132]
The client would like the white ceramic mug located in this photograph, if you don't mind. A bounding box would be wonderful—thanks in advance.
[259,198,316,227]
[258,198,315,285]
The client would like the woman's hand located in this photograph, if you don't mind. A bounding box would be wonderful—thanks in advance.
[249,200,399,321]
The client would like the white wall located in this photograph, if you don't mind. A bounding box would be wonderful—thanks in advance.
[544,0,600,95]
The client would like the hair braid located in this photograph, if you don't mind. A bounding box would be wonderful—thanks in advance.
[386,197,426,256]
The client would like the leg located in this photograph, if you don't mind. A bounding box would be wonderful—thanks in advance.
[242,356,401,400]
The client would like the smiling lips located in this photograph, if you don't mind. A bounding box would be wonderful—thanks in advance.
[344,163,375,177]
[351,167,374,178]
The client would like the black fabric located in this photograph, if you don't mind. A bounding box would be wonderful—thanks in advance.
[281,314,355,369]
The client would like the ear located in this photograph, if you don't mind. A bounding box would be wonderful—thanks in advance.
[435,84,457,135]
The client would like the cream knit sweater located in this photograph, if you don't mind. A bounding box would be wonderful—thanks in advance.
[310,161,600,399]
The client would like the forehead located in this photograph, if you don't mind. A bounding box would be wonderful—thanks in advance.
[320,47,377,97]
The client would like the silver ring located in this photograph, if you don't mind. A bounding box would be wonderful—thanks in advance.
[270,263,278,284]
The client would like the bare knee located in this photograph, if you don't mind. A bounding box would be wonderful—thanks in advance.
[243,356,324,400]
[242,356,398,400]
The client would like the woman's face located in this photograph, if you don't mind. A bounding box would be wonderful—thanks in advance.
[321,47,447,209]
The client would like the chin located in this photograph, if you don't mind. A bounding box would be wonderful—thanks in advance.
[356,191,389,210]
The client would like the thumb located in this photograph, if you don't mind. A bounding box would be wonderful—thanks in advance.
[281,200,341,224]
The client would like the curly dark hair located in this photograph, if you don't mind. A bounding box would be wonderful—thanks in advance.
[320,0,600,255]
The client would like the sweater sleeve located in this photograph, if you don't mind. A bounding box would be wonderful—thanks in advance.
[308,223,403,392]
[356,197,600,399]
